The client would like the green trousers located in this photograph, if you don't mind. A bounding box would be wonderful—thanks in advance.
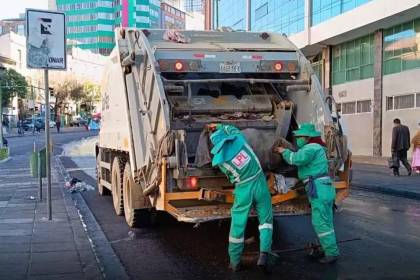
[228,174,273,265]
[309,182,340,257]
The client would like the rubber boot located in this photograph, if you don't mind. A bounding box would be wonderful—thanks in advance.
[319,255,339,264]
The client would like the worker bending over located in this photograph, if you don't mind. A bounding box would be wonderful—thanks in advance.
[274,123,339,264]
[208,123,273,271]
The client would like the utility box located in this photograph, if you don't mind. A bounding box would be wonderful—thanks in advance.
[30,148,46,178]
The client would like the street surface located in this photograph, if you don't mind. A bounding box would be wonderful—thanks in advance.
[3,129,420,280]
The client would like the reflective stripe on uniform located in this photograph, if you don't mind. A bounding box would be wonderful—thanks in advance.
[303,176,330,184]
[222,163,240,183]
[236,169,262,186]
[258,223,273,230]
[229,236,244,243]
[289,152,294,163]
[318,230,334,238]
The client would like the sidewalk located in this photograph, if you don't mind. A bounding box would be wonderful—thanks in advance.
[352,162,420,200]
[0,154,102,279]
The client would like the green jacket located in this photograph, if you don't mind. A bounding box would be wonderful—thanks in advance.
[210,124,246,167]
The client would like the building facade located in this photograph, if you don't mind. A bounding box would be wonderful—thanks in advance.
[210,0,420,157]
[160,2,186,29]
[0,17,25,36]
[55,0,161,55]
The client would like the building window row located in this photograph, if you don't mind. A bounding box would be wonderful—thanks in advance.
[332,34,374,85]
[74,37,98,44]
[98,12,115,20]
[68,25,98,33]
[58,2,97,11]
[337,99,372,114]
[184,0,203,13]
[99,36,114,43]
[386,93,420,111]
[67,14,98,22]
[383,18,420,75]
[255,3,268,20]
[311,0,371,26]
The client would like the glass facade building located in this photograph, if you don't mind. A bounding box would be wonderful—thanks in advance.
[311,0,371,26]
[56,0,161,55]
[331,18,420,85]
[215,0,304,35]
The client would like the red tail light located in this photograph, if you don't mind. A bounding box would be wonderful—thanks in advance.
[174,60,185,71]
[273,61,283,72]
[185,176,198,190]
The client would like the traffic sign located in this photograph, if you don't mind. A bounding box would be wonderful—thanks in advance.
[26,9,66,70]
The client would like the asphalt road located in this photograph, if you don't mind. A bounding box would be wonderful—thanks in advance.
[7,130,420,280]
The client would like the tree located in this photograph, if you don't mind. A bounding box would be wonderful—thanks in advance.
[52,79,84,117]
[0,69,28,107]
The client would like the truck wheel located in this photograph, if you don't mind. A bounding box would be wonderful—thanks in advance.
[123,162,152,227]
[111,157,124,216]
[96,153,110,196]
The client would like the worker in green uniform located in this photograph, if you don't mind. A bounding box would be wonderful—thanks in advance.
[274,123,340,264]
[208,123,273,271]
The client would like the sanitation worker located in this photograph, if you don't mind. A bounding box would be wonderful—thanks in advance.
[208,123,273,272]
[274,123,339,264]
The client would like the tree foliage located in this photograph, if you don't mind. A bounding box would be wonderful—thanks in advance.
[52,79,84,115]
[0,68,28,107]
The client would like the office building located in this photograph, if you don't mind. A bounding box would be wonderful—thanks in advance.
[209,0,420,157]
[55,0,161,55]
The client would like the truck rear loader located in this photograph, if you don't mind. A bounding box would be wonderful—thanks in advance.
[96,29,351,227]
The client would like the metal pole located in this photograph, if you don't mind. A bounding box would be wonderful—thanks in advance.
[44,69,52,220]
[245,0,251,31]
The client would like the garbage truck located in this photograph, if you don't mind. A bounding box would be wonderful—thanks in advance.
[96,28,351,227]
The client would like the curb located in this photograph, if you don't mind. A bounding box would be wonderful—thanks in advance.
[55,155,130,280]
[352,183,420,201]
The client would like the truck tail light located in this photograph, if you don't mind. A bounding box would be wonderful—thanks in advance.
[174,60,185,71]
[185,176,199,190]
[287,62,297,72]
[273,61,283,72]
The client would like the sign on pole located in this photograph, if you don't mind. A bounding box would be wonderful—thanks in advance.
[26,9,66,70]
[26,9,66,221]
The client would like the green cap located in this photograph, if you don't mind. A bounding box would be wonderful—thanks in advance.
[293,123,321,137]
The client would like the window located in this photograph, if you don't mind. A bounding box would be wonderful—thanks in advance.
[356,100,371,113]
[383,19,420,75]
[417,93,420,107]
[255,3,268,20]
[332,34,374,85]
[335,103,342,112]
[394,94,415,109]
[386,96,394,111]
[342,102,356,114]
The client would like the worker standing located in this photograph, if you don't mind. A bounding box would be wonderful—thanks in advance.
[274,123,339,264]
[208,123,273,272]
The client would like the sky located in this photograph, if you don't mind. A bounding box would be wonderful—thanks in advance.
[0,0,48,20]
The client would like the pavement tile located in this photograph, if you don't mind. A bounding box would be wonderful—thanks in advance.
[0,261,28,275]
[0,223,33,231]
[29,260,82,276]
[28,273,85,280]
[0,218,34,224]
[0,229,33,236]
[0,243,31,254]
[0,201,8,207]
[0,253,30,264]
[6,203,37,210]
[31,251,79,264]
[31,241,76,253]
[32,232,75,243]
[0,236,32,243]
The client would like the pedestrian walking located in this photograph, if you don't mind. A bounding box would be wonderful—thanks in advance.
[208,123,273,272]
[411,125,420,174]
[56,114,61,133]
[391,118,411,176]
[274,123,339,264]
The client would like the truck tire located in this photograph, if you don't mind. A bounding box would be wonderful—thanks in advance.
[122,162,152,227]
[96,153,110,196]
[111,157,125,216]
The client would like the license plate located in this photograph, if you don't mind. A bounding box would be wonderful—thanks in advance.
[219,62,241,73]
